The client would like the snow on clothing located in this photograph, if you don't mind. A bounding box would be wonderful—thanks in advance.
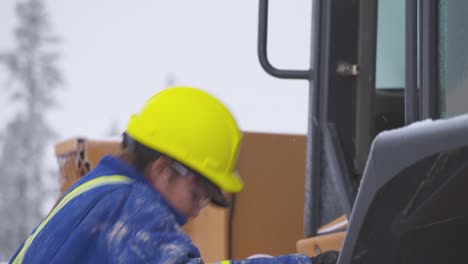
[10,155,312,264]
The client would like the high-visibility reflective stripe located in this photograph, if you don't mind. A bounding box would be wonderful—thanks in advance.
[12,175,133,264]
[209,261,231,264]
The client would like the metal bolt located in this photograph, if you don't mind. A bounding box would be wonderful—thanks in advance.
[337,62,360,77]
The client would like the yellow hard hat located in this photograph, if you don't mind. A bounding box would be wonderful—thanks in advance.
[126,86,244,193]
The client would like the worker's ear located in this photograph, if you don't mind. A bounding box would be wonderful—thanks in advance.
[147,156,172,188]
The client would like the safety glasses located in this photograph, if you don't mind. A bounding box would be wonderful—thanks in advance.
[171,161,212,208]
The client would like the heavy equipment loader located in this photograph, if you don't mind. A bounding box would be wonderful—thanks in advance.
[54,0,468,263]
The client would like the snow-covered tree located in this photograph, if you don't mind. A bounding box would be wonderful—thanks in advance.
[0,0,63,259]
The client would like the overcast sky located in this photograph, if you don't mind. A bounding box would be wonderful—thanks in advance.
[1,0,312,137]
[0,0,311,215]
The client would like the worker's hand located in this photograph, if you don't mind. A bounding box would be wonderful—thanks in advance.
[310,251,339,264]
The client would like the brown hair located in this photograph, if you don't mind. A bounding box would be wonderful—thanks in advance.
[121,132,162,173]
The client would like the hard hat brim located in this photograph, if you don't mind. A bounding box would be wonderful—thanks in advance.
[198,174,230,208]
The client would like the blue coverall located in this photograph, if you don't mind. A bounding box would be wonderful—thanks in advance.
[10,155,312,264]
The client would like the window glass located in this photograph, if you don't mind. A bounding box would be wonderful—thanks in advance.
[376,0,405,89]
[439,0,468,117]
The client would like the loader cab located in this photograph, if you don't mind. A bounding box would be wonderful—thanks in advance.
[258,0,468,261]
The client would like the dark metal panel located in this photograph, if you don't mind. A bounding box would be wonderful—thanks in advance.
[304,0,324,238]
[354,0,378,175]
[420,0,439,119]
[405,0,419,124]
[305,0,360,236]
[323,124,356,216]
[324,0,359,178]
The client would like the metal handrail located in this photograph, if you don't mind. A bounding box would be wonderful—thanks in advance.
[258,0,312,80]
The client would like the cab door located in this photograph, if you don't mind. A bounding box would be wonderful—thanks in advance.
[258,0,362,238]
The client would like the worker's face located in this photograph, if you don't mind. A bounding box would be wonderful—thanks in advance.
[150,157,210,218]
